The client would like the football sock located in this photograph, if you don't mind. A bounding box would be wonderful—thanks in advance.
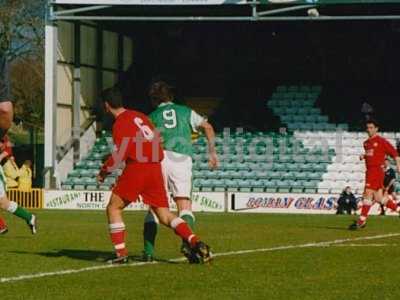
[7,201,33,224]
[386,199,400,213]
[0,217,6,229]
[179,210,195,230]
[358,198,372,225]
[170,217,199,247]
[143,210,159,256]
[109,222,128,258]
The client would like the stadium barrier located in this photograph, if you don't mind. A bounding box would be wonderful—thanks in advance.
[43,190,395,216]
[7,188,44,209]
[44,190,227,212]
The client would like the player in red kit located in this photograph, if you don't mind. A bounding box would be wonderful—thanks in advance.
[97,88,212,264]
[349,120,400,230]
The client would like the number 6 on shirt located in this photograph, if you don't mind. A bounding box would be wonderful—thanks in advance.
[134,117,154,140]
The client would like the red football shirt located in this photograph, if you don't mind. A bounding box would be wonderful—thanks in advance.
[363,135,398,169]
[101,110,163,174]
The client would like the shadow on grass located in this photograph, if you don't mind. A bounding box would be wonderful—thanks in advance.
[10,249,181,264]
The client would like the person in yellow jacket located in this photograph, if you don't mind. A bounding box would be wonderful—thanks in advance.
[18,160,32,192]
[3,156,19,188]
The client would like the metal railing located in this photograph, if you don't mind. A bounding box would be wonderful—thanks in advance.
[6,188,44,209]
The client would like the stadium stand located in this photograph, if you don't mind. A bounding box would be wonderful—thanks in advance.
[61,84,400,194]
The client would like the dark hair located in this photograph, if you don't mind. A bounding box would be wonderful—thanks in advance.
[101,87,123,109]
[149,81,174,105]
[366,118,379,128]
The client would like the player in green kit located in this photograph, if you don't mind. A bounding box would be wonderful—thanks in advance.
[142,81,218,263]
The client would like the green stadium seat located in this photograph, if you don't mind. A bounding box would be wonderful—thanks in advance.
[311,85,322,92]
[280,115,292,123]
[262,179,275,188]
[285,107,298,115]
[309,108,321,115]
[61,180,74,190]
[273,163,286,172]
[337,123,349,131]
[250,179,264,189]
[224,170,239,179]
[192,186,200,192]
[277,86,288,93]
[294,92,307,100]
[198,161,210,170]
[281,172,295,180]
[293,155,306,163]
[312,123,325,131]
[255,170,269,179]
[238,179,251,188]
[299,163,309,171]
[317,115,329,123]
[286,163,299,172]
[292,115,305,122]
[300,85,311,92]
[293,171,304,180]
[270,171,282,180]
[284,92,296,99]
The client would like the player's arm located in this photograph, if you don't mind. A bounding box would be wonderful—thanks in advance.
[97,128,129,183]
[384,139,400,173]
[200,120,218,170]
[190,110,218,169]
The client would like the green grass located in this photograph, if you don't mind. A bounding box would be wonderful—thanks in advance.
[1,211,400,300]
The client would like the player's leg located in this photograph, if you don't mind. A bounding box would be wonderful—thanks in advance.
[349,188,374,230]
[143,163,212,263]
[169,155,197,260]
[152,206,211,263]
[142,155,170,260]
[176,198,195,230]
[106,192,130,263]
[142,208,159,261]
[175,197,200,263]
[0,196,36,234]
[0,215,8,234]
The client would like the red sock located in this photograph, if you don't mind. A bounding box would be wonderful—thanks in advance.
[109,223,128,257]
[0,217,6,229]
[358,202,372,225]
[386,200,400,213]
[171,218,199,247]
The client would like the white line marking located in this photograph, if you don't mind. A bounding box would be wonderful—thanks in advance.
[332,243,396,247]
[1,233,399,284]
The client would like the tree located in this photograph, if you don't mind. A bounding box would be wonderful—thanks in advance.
[0,0,45,128]
[0,0,45,61]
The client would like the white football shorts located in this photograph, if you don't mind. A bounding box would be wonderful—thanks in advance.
[162,150,193,199]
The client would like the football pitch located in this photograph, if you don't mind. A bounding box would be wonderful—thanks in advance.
[1,211,400,300]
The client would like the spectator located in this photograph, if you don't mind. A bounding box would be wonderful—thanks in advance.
[361,102,374,121]
[3,156,19,188]
[18,160,32,192]
[337,186,357,215]
[380,158,397,216]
